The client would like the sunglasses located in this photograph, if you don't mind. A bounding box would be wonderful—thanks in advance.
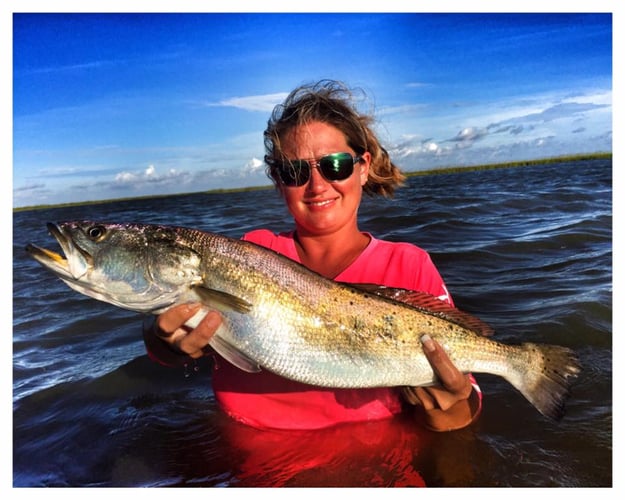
[274,152,363,187]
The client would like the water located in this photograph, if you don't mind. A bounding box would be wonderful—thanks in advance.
[12,159,612,487]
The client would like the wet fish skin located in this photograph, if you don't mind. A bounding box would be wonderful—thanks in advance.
[26,221,581,420]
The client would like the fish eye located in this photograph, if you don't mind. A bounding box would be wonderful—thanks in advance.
[86,225,107,241]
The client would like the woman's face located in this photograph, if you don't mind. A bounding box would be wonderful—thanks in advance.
[279,121,370,237]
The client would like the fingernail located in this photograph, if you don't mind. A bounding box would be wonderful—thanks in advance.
[185,303,201,313]
[421,334,436,352]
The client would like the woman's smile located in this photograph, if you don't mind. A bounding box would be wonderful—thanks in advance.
[304,197,337,209]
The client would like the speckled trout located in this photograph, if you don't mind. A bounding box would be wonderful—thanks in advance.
[26,221,580,420]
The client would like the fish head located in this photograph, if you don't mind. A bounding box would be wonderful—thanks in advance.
[26,221,203,313]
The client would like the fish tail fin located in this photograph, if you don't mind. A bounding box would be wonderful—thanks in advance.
[506,343,581,420]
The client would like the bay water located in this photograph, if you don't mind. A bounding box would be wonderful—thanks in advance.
[12,159,612,487]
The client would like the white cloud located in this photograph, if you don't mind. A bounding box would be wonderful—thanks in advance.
[405,82,431,89]
[207,92,289,112]
[113,165,189,189]
[114,172,137,184]
[378,103,428,116]
[562,90,612,106]
[448,127,488,146]
[243,157,265,175]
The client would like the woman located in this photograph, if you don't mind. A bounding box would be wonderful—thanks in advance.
[144,80,481,432]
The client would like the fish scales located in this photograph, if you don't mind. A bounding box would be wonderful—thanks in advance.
[26,221,581,420]
[185,228,449,385]
[159,227,572,390]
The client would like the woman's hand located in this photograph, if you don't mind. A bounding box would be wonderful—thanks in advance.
[403,334,481,431]
[143,303,222,366]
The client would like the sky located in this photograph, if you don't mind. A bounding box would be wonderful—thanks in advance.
[10,9,614,208]
[4,4,622,482]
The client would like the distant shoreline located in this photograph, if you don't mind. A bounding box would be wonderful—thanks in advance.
[14,152,611,213]
[403,151,611,178]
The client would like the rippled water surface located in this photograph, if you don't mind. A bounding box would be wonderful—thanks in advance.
[13,159,612,487]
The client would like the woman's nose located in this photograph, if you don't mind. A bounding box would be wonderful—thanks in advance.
[305,163,329,191]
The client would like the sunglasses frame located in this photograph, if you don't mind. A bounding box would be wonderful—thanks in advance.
[275,152,363,187]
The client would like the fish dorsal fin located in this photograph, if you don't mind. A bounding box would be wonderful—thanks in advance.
[194,285,253,314]
[209,334,261,373]
[347,283,495,337]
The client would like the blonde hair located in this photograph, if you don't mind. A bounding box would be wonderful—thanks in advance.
[264,80,405,198]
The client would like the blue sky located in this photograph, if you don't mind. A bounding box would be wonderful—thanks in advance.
[11,11,613,208]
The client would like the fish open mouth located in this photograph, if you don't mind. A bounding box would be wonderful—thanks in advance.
[25,222,91,281]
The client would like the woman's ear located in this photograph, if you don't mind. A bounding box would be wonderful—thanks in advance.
[359,151,371,186]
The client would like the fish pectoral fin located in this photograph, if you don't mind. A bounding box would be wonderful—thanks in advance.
[194,285,253,314]
[208,335,261,373]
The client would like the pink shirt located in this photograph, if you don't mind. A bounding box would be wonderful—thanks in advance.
[211,230,461,430]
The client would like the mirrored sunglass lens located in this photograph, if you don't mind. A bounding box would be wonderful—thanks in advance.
[279,160,310,186]
[319,153,353,180]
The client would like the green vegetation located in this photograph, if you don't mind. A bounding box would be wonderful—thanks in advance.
[13,184,275,212]
[404,152,611,178]
[14,152,611,212]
